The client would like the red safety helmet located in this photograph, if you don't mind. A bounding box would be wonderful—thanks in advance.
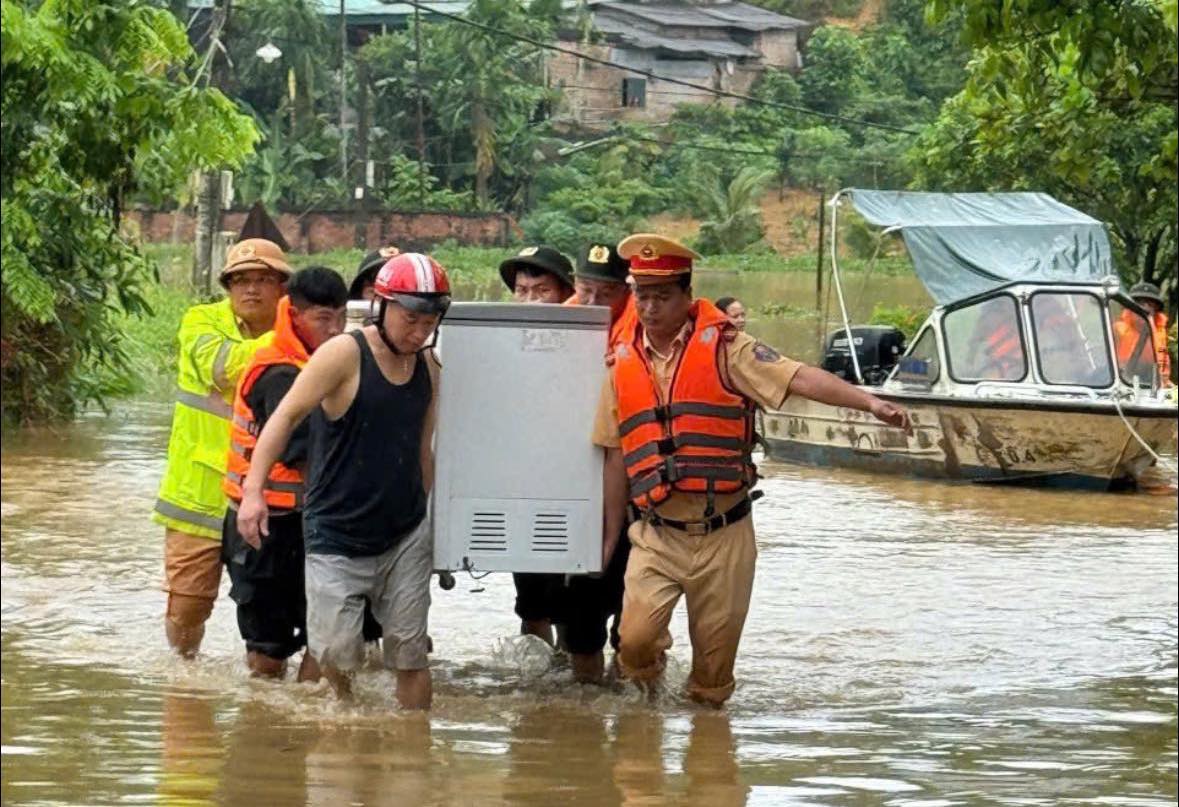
[373,252,452,315]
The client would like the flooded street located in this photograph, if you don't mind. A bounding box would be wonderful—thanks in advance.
[3,397,1175,806]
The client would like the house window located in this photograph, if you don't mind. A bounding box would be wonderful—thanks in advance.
[622,77,646,108]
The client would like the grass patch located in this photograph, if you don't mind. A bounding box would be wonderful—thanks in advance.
[109,281,198,399]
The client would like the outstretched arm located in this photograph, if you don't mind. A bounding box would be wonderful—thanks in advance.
[237,335,357,547]
[788,365,912,433]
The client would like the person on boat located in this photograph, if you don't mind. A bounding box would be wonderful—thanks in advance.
[236,253,448,709]
[498,245,575,646]
[714,297,747,332]
[1116,282,1172,386]
[155,238,291,658]
[1034,296,1108,385]
[971,303,1025,380]
[593,233,912,707]
[221,266,348,679]
[500,245,575,304]
[559,242,638,683]
[349,246,399,302]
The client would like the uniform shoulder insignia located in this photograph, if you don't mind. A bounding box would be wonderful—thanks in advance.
[752,342,781,362]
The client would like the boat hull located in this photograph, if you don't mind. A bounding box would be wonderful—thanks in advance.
[762,393,1178,490]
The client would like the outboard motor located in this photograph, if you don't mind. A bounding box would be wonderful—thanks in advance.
[821,325,906,386]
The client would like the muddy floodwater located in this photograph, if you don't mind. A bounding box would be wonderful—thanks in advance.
[2,272,1177,806]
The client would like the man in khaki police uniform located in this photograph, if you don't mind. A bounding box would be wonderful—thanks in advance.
[593,233,912,706]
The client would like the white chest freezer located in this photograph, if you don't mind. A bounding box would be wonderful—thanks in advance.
[432,302,609,574]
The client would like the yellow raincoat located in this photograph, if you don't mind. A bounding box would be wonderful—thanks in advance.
[153,299,273,539]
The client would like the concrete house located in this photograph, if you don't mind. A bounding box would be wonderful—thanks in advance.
[549,0,814,129]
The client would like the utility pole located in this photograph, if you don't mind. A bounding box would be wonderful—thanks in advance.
[339,0,348,185]
[414,4,427,208]
[194,0,231,295]
[354,56,370,248]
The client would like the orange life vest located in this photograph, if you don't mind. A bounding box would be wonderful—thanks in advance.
[1116,309,1172,385]
[564,291,637,348]
[222,297,309,511]
[981,325,1023,378]
[612,299,756,510]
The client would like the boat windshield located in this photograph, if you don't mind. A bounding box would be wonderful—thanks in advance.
[1109,299,1158,387]
[943,295,1027,382]
[1029,292,1113,387]
[892,326,940,388]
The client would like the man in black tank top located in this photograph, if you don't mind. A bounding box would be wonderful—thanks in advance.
[236,253,452,710]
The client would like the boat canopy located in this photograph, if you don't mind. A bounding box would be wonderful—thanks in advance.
[845,190,1113,305]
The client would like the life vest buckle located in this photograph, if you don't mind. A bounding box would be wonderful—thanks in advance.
[656,437,676,455]
[662,457,680,483]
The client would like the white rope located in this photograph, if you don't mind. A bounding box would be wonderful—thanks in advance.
[1111,391,1178,474]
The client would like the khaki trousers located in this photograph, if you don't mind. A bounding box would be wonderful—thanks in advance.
[616,515,757,705]
[163,528,222,628]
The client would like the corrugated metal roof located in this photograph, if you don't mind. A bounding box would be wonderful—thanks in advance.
[594,1,809,31]
[595,13,758,57]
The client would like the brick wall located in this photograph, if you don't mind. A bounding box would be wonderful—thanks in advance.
[754,30,800,70]
[125,208,517,252]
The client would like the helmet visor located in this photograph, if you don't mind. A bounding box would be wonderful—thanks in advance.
[387,292,452,316]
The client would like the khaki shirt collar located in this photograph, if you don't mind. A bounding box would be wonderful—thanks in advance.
[642,318,693,362]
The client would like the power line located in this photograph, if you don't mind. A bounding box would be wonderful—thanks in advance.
[628,133,779,156]
[611,132,897,162]
[398,0,918,135]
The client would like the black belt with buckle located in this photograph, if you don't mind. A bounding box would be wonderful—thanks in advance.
[646,496,753,536]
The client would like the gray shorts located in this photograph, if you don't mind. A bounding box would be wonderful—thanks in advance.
[305,518,433,672]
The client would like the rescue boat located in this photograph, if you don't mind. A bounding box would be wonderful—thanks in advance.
[762,190,1178,490]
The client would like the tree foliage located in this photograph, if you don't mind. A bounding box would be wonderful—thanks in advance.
[520,132,667,253]
[361,0,557,211]
[697,167,776,254]
[1,0,257,424]
[913,0,1178,302]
